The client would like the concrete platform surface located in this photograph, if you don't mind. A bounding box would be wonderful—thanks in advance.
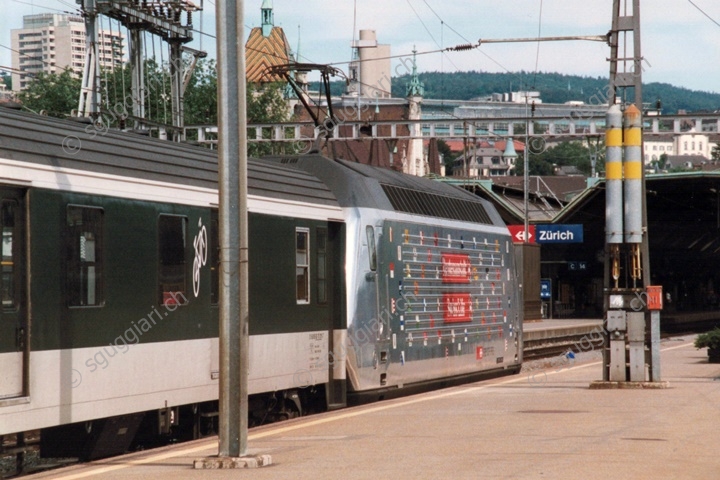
[522,318,603,341]
[27,335,720,480]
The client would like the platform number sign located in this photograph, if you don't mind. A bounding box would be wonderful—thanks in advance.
[540,279,552,300]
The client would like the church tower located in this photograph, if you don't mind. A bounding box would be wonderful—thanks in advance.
[246,0,292,83]
[405,48,425,176]
[261,0,274,37]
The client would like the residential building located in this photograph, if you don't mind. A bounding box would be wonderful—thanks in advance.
[674,129,711,158]
[450,139,524,177]
[11,13,124,92]
[644,139,674,164]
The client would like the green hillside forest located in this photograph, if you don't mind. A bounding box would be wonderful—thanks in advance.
[314,71,720,114]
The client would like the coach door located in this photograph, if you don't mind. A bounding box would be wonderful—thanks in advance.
[0,189,27,400]
[323,222,347,409]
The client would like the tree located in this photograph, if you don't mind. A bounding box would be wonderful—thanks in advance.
[513,155,555,176]
[18,68,80,117]
[529,141,595,176]
[100,58,173,127]
[17,57,294,155]
[436,139,457,170]
[0,72,11,90]
[649,152,670,173]
[246,82,295,157]
[712,144,720,161]
[184,58,217,125]
[96,57,217,128]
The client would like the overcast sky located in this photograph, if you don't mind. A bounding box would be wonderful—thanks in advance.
[3,0,720,94]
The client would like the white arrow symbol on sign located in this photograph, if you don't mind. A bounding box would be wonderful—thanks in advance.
[514,230,533,242]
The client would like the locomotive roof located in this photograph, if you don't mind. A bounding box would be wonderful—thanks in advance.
[261,154,504,226]
[0,107,338,208]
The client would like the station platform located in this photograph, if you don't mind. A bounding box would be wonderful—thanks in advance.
[26,333,719,480]
[522,318,603,358]
[522,317,603,338]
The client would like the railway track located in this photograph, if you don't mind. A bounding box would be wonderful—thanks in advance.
[523,334,605,361]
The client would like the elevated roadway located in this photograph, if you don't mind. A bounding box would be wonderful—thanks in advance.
[186,112,720,147]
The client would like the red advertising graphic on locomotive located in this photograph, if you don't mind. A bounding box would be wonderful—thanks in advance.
[441,253,471,284]
[443,292,472,323]
[441,253,472,323]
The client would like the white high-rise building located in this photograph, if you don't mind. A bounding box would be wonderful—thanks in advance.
[11,14,125,92]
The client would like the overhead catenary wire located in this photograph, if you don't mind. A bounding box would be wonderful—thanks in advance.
[321,34,603,69]
[0,44,55,70]
[11,0,74,14]
[100,14,110,110]
[143,30,151,121]
[351,0,357,64]
[421,0,472,44]
[54,0,79,12]
[110,18,118,106]
[121,26,128,110]
[158,34,168,124]
[193,24,472,69]
[687,0,720,29]
[417,0,575,106]
[326,43,478,67]
[418,0,524,100]
[405,0,461,72]
[201,2,606,132]
[0,65,32,76]
[533,0,544,89]
[198,0,203,52]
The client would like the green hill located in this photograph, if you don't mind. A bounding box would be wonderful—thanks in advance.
[312,71,720,114]
[394,71,720,114]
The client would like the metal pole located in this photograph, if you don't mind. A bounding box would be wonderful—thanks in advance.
[479,35,607,44]
[169,41,185,139]
[216,0,248,458]
[523,98,529,240]
[78,0,99,118]
[129,28,145,127]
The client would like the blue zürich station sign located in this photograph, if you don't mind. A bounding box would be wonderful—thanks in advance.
[535,224,583,244]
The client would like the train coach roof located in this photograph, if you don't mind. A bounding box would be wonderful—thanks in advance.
[0,107,338,207]
[260,154,504,226]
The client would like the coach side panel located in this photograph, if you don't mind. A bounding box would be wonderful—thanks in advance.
[0,187,342,434]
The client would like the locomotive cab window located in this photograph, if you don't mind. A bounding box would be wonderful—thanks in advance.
[366,225,377,271]
[296,228,310,304]
[67,206,104,307]
[159,214,188,307]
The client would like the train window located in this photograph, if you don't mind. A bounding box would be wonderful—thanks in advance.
[296,228,310,304]
[316,228,327,305]
[366,225,377,271]
[1,201,17,309]
[67,206,104,307]
[158,215,188,307]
